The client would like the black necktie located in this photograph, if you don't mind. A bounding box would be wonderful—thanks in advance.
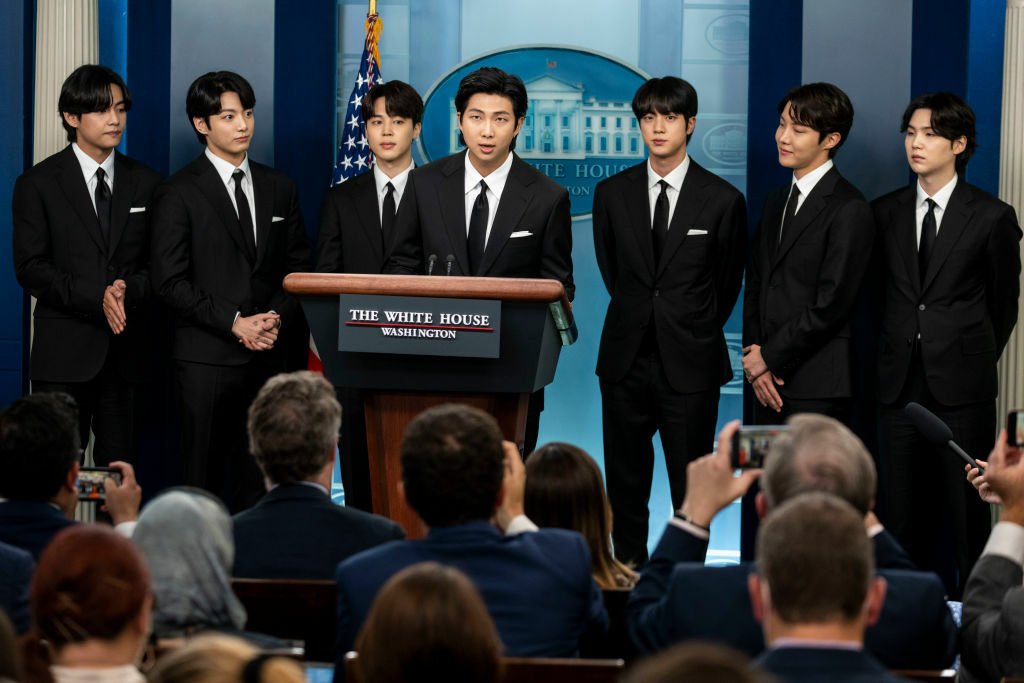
[652,179,669,262]
[778,183,800,249]
[94,167,111,246]
[919,198,937,282]
[381,181,396,249]
[468,180,489,275]
[232,169,257,262]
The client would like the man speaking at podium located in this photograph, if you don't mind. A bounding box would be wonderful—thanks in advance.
[386,66,574,453]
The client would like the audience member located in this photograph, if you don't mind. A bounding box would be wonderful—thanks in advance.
[147,634,304,683]
[233,371,404,579]
[131,489,283,649]
[0,541,32,635]
[354,562,501,683]
[20,525,150,683]
[960,429,1024,683]
[0,393,140,560]
[620,642,771,683]
[524,442,638,589]
[751,493,902,682]
[0,610,23,683]
[333,403,607,677]
[627,415,957,669]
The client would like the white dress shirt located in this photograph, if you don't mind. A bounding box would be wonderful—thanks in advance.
[647,155,690,229]
[373,161,414,225]
[205,148,257,246]
[464,151,514,247]
[71,143,115,213]
[788,159,833,215]
[915,174,958,248]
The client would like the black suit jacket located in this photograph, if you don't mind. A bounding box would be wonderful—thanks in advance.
[0,540,33,634]
[13,146,162,382]
[232,483,404,580]
[744,167,874,398]
[593,161,746,393]
[316,170,395,273]
[386,152,574,299]
[150,154,310,365]
[0,501,76,561]
[756,646,906,683]
[873,181,1021,406]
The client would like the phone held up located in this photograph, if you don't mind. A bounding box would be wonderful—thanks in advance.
[730,425,789,469]
[1007,409,1024,448]
[77,466,122,502]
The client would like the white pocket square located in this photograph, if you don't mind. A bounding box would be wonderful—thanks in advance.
[272,216,285,223]
[687,228,708,235]
[510,230,533,238]
[129,207,146,213]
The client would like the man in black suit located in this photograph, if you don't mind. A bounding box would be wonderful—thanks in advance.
[593,77,746,566]
[233,371,404,579]
[386,67,573,454]
[13,65,162,464]
[874,92,1021,596]
[316,80,423,511]
[150,71,310,512]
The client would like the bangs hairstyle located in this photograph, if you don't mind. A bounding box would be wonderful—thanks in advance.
[454,67,528,150]
[900,91,977,170]
[361,80,425,125]
[58,64,132,143]
[185,70,256,145]
[631,77,699,143]
[778,82,854,157]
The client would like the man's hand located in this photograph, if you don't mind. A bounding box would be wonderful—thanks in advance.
[980,430,1024,525]
[102,279,127,334]
[965,458,1002,505]
[495,440,526,533]
[232,312,281,351]
[103,461,141,525]
[743,345,784,413]
[678,420,761,528]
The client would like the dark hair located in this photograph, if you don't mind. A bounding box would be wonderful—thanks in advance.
[620,642,770,683]
[454,67,527,151]
[900,91,977,171]
[361,80,424,125]
[58,64,132,143]
[356,562,502,683]
[631,76,699,143]
[185,71,256,145]
[148,634,305,683]
[400,404,504,527]
[525,443,637,589]
[778,82,854,157]
[0,393,79,500]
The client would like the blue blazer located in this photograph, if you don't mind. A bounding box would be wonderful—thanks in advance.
[0,540,34,634]
[0,500,75,560]
[333,521,607,677]
[756,646,906,683]
[627,523,958,669]
[232,483,404,580]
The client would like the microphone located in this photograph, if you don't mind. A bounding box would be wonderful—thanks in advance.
[445,254,455,276]
[426,254,438,276]
[904,402,984,472]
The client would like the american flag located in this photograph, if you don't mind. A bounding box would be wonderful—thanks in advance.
[332,13,383,185]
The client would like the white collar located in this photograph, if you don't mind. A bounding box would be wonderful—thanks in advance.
[205,147,252,186]
[71,143,115,185]
[916,173,958,211]
[373,161,414,197]
[464,150,514,197]
[647,155,690,191]
[791,159,834,198]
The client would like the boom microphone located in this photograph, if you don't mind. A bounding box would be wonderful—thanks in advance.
[904,402,984,472]
[426,254,438,276]
[445,254,455,276]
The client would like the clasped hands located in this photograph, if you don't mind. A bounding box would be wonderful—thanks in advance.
[102,279,127,334]
[742,343,784,413]
[232,312,281,351]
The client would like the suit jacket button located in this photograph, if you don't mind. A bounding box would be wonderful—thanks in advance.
[906,338,912,346]
[653,289,660,297]
[918,304,926,311]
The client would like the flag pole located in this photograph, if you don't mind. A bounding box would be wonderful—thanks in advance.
[369,0,376,15]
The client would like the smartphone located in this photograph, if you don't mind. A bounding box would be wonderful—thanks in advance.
[730,425,788,469]
[1008,409,1024,447]
[77,466,121,501]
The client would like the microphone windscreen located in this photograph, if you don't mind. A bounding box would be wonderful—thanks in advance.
[903,402,954,444]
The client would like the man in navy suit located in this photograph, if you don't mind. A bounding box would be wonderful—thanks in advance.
[333,404,606,677]
[233,371,404,579]
[751,493,905,683]
[0,540,33,634]
[627,414,957,670]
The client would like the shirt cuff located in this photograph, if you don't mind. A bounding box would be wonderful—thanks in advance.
[982,521,1024,566]
[867,523,884,538]
[114,521,137,538]
[504,514,538,536]
[669,516,711,540]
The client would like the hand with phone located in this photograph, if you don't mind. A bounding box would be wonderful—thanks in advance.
[101,461,142,525]
[677,421,762,529]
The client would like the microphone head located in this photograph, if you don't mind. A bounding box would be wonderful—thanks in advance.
[427,254,438,263]
[903,402,954,444]
[445,254,455,263]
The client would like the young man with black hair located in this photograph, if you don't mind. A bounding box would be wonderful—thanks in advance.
[13,65,162,464]
[150,71,310,512]
[593,76,746,566]
[316,80,423,510]
[874,92,1021,596]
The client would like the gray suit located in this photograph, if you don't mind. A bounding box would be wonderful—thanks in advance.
[961,552,1024,683]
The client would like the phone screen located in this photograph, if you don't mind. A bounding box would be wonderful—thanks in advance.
[1008,410,1024,447]
[730,426,788,469]
[77,467,121,501]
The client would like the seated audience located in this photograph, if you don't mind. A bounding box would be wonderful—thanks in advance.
[20,525,151,683]
[751,493,903,682]
[0,393,140,560]
[234,371,403,579]
[132,489,284,649]
[0,540,32,634]
[354,562,501,683]
[333,403,607,676]
[627,415,958,669]
[525,442,638,589]
[960,429,1024,683]
[0,611,23,683]
[620,642,769,683]
[147,634,304,683]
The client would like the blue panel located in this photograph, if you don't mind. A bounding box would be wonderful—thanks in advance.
[911,0,969,98]
[965,0,1004,195]
[408,0,460,100]
[99,0,128,152]
[125,0,170,174]
[640,0,683,78]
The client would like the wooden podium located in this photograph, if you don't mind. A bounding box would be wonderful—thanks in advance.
[284,273,575,537]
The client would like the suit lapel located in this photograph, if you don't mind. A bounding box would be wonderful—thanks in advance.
[352,172,385,263]
[657,162,709,277]
[773,167,838,268]
[626,165,656,276]
[251,163,274,269]
[108,152,136,255]
[890,187,920,294]
[194,155,255,267]
[922,181,972,293]
[57,147,108,255]
[478,155,532,276]
[439,155,470,274]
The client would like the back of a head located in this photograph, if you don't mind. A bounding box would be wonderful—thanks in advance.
[761,413,876,515]
[756,492,873,625]
[248,371,340,484]
[0,393,79,501]
[148,634,304,683]
[621,642,772,683]
[356,562,502,683]
[400,404,504,528]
